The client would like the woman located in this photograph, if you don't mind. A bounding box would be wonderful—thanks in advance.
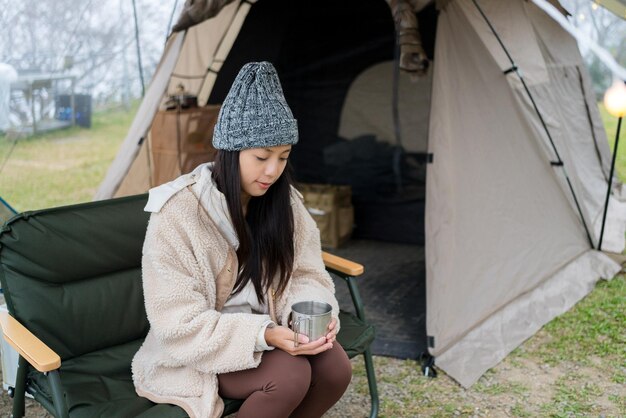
[132,62,352,418]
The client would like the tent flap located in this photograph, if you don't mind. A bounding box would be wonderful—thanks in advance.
[435,250,620,387]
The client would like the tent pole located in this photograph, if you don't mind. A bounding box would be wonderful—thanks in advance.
[132,0,146,97]
[598,116,623,251]
[471,0,595,248]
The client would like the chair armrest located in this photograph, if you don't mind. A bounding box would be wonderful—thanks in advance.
[322,252,368,322]
[322,252,364,277]
[0,311,61,372]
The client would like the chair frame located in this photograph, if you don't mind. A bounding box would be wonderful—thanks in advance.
[323,252,380,418]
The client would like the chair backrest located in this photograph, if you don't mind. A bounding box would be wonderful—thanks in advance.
[0,194,150,360]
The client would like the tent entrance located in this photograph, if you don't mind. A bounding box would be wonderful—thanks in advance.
[202,0,437,359]
[332,240,427,358]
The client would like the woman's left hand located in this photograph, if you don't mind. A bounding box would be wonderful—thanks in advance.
[325,318,337,343]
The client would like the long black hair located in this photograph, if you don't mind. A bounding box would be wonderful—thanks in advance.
[211,150,295,303]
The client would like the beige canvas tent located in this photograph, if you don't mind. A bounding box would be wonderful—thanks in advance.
[96,0,626,387]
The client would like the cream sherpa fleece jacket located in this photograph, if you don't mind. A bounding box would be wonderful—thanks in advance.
[132,175,340,418]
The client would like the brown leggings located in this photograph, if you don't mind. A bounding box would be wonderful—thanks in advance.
[217,344,352,418]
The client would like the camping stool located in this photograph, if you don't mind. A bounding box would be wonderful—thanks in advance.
[0,194,379,418]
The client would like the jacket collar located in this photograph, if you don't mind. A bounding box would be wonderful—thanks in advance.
[191,163,239,249]
[145,163,239,249]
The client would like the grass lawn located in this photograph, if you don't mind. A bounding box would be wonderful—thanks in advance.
[0,103,137,211]
[0,102,625,417]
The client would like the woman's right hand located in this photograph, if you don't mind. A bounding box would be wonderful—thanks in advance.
[265,325,333,356]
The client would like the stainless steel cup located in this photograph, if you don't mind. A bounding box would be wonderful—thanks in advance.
[291,301,332,347]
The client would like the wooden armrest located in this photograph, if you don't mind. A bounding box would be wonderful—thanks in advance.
[0,311,61,372]
[322,252,364,277]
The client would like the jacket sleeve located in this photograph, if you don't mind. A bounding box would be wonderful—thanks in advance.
[279,196,341,334]
[141,208,269,375]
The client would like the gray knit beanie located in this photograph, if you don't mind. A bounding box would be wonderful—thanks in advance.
[212,62,298,151]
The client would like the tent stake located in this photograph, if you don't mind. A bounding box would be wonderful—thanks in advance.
[598,116,623,251]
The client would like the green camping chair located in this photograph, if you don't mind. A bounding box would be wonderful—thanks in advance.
[0,194,378,418]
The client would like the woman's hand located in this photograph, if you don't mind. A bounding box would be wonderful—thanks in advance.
[265,325,333,356]
[325,317,337,344]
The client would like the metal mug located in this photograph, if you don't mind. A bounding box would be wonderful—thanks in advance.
[291,301,332,347]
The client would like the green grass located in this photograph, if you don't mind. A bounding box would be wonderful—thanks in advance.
[509,275,625,416]
[0,103,138,211]
[608,394,626,414]
[474,380,529,396]
[511,402,533,417]
[540,376,604,417]
[530,275,625,370]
